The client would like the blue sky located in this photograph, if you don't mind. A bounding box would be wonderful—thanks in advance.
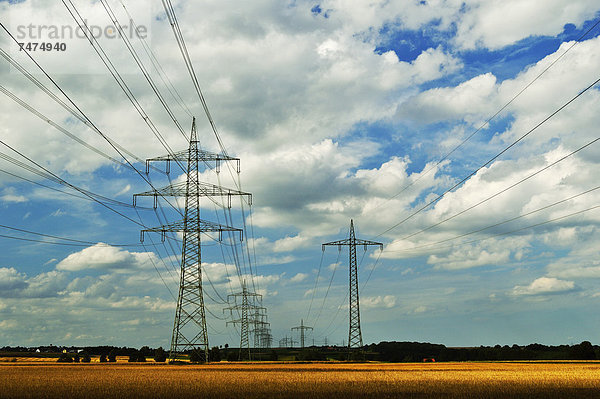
[0,0,599,349]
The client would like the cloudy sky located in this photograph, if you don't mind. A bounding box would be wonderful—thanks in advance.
[0,0,599,349]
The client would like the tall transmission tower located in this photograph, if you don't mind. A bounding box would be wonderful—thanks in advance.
[322,220,382,350]
[224,281,262,360]
[135,118,251,362]
[291,319,313,348]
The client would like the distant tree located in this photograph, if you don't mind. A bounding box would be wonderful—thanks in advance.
[154,347,167,363]
[189,350,203,363]
[128,351,139,362]
[80,352,91,363]
[269,350,278,361]
[73,353,80,363]
[139,346,151,357]
[209,346,221,362]
[571,341,596,360]
[99,354,107,363]
[107,349,117,362]
[57,353,73,363]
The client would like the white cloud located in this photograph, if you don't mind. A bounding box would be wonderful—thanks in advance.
[56,244,157,273]
[290,273,308,283]
[1,187,28,203]
[397,73,498,124]
[362,295,396,309]
[114,184,131,197]
[425,238,524,270]
[0,320,18,329]
[0,268,68,298]
[511,277,577,296]
[428,247,511,270]
[411,305,429,314]
[273,235,311,253]
[0,267,27,293]
[453,0,600,50]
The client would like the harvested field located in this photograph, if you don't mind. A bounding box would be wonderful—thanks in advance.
[1,361,600,398]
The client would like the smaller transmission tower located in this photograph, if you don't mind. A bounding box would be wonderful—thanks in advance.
[251,307,272,348]
[278,336,297,348]
[224,281,262,360]
[322,220,382,350]
[291,319,313,348]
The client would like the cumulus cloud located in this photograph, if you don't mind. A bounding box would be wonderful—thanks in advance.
[362,295,396,309]
[1,187,28,203]
[424,237,528,270]
[0,267,28,294]
[289,273,308,283]
[56,244,158,273]
[511,277,577,296]
[0,268,68,298]
[273,235,312,253]
[397,73,499,124]
[453,0,600,50]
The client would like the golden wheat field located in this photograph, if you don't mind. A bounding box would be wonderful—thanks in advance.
[1,361,600,398]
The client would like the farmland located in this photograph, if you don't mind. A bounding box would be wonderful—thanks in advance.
[1,361,600,398]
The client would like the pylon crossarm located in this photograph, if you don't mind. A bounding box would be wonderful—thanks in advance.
[142,219,242,238]
[146,149,241,173]
[133,182,252,205]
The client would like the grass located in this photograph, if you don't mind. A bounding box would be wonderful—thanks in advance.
[1,361,600,398]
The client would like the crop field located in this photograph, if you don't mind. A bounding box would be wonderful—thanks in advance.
[1,361,600,398]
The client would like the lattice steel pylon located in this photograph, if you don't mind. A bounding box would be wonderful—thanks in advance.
[291,319,313,348]
[135,118,250,363]
[224,281,262,360]
[322,220,382,350]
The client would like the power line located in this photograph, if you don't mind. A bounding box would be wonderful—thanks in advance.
[0,84,132,171]
[156,0,256,299]
[378,74,600,237]
[0,138,146,228]
[361,192,600,291]
[0,152,148,210]
[98,0,189,140]
[159,0,245,193]
[399,137,599,242]
[117,0,193,118]
[0,47,163,174]
[306,250,325,322]
[0,22,184,219]
[60,0,186,175]
[386,186,600,255]
[360,16,600,220]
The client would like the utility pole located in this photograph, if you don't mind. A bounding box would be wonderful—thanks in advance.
[135,118,251,363]
[223,281,262,360]
[291,319,313,348]
[322,220,382,350]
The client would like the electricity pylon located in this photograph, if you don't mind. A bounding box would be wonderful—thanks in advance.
[224,281,262,360]
[322,220,382,350]
[135,118,251,363]
[291,319,313,348]
[278,336,297,348]
[279,336,298,348]
[251,308,272,348]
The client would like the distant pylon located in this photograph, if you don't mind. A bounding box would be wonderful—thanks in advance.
[135,118,250,362]
[291,319,313,348]
[322,220,382,350]
[224,281,263,360]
